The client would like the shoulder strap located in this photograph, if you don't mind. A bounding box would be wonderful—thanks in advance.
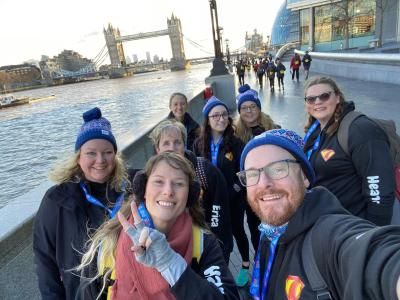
[337,111,364,155]
[192,225,204,263]
[302,227,333,300]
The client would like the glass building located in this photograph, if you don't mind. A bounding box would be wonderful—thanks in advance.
[272,0,400,51]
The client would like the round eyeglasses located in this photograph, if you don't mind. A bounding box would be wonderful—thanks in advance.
[209,112,229,120]
[304,91,334,105]
[236,159,299,187]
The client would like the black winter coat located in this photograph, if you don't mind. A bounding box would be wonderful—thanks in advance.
[167,112,200,151]
[258,186,400,300]
[304,101,394,225]
[33,181,122,300]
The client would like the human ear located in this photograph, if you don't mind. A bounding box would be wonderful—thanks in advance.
[302,171,310,189]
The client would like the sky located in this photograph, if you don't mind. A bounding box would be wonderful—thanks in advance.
[0,0,284,67]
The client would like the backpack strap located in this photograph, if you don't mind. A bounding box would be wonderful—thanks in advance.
[192,225,204,263]
[302,227,333,300]
[337,111,364,156]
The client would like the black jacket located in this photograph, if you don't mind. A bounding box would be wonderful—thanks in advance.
[258,186,400,300]
[77,230,240,300]
[302,53,312,68]
[185,150,233,254]
[304,101,394,225]
[168,111,200,151]
[275,63,286,78]
[33,181,122,300]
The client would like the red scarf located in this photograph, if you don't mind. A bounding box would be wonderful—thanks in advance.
[112,211,193,300]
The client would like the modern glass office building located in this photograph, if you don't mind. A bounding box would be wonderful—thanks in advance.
[271,0,400,51]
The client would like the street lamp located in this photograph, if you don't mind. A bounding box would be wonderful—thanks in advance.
[208,0,228,76]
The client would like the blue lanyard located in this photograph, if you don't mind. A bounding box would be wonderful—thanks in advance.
[137,202,155,228]
[80,182,125,219]
[303,120,321,160]
[210,136,223,167]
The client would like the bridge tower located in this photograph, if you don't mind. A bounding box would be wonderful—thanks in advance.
[104,24,126,67]
[168,14,187,70]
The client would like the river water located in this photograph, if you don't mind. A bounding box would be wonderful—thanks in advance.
[0,63,212,209]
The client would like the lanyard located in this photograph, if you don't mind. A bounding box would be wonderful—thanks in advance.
[137,202,155,228]
[210,136,223,167]
[80,182,125,219]
[303,120,321,160]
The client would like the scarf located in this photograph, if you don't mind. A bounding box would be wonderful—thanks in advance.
[112,211,193,300]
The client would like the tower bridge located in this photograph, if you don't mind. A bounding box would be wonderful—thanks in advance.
[104,14,187,72]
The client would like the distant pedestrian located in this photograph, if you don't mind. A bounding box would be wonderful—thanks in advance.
[275,58,286,91]
[302,50,312,80]
[290,53,301,82]
[167,92,200,150]
[236,60,246,86]
[256,60,265,88]
[33,107,129,300]
[266,60,277,92]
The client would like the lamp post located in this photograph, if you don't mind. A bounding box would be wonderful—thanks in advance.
[208,0,228,76]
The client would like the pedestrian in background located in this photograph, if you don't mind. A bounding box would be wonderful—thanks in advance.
[290,53,301,82]
[302,50,312,80]
[238,128,400,300]
[236,60,246,86]
[167,92,200,151]
[303,76,394,225]
[275,58,286,91]
[33,107,129,300]
[266,60,277,92]
[194,96,251,287]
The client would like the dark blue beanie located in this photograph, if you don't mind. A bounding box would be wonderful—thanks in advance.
[236,84,261,112]
[240,129,315,186]
[75,107,117,152]
[202,96,228,118]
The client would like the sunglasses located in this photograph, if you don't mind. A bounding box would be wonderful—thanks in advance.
[304,91,334,104]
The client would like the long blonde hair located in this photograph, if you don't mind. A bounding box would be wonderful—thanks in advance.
[235,111,275,143]
[77,152,206,298]
[49,150,128,192]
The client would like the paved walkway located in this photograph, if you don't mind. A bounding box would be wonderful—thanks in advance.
[2,65,400,299]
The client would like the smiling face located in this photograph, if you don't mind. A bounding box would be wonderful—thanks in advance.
[78,139,116,183]
[208,105,229,135]
[144,160,189,233]
[240,100,260,127]
[170,95,187,121]
[244,144,309,226]
[156,128,185,156]
[305,83,340,128]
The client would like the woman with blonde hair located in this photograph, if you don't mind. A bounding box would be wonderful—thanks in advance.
[33,107,129,300]
[76,152,239,299]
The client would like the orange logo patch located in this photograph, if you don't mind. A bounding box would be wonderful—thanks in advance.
[320,149,335,162]
[285,275,305,300]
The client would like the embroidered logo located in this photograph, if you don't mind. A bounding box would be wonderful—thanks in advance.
[320,149,335,162]
[285,275,305,300]
[225,152,233,161]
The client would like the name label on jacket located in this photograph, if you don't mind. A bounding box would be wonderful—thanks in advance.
[367,176,381,204]
[211,205,220,227]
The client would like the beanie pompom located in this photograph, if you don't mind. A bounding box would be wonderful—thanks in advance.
[83,107,102,122]
[238,84,251,94]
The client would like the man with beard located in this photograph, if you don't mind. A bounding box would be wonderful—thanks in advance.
[237,128,400,300]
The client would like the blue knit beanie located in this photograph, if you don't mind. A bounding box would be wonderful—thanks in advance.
[236,84,261,112]
[202,96,228,118]
[240,129,315,186]
[75,107,117,151]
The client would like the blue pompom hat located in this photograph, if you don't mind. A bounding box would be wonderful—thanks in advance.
[240,129,315,186]
[202,96,228,118]
[75,107,117,151]
[236,84,261,113]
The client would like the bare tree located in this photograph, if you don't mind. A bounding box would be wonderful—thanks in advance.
[376,0,393,47]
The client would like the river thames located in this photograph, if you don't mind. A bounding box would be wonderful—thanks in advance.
[0,63,213,208]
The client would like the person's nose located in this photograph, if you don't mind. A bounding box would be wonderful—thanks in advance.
[258,170,273,188]
[162,182,174,196]
[96,153,106,163]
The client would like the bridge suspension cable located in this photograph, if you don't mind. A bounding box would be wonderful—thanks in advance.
[183,35,214,55]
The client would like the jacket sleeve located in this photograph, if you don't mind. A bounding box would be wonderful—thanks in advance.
[348,118,395,225]
[312,215,400,300]
[171,233,240,300]
[33,187,66,300]
[204,161,233,253]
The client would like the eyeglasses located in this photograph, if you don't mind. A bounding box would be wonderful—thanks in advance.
[240,104,258,112]
[209,112,229,120]
[304,91,334,104]
[236,159,299,187]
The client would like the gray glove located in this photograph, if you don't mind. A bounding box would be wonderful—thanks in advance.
[125,222,187,285]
